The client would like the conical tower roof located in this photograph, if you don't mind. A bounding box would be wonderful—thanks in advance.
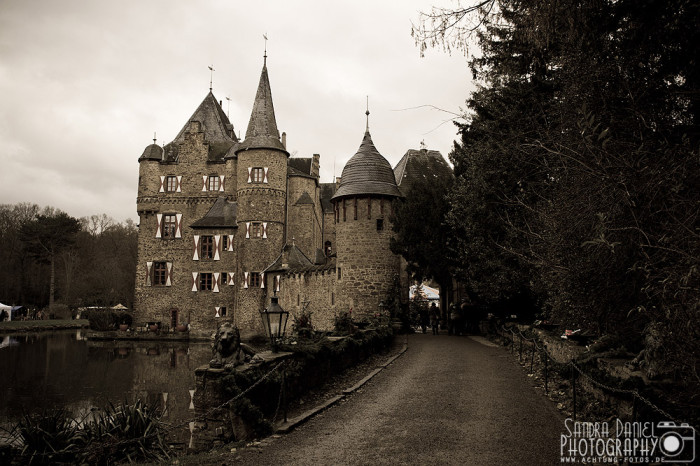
[331,130,402,201]
[236,62,287,154]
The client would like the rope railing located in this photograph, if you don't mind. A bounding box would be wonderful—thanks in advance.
[497,324,679,424]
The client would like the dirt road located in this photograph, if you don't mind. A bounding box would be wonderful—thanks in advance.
[232,333,564,465]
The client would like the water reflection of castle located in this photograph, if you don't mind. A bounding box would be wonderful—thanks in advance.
[0,332,209,450]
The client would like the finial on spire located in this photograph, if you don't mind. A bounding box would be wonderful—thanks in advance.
[420,139,426,150]
[153,132,157,144]
[263,34,268,67]
[225,96,231,118]
[365,96,370,131]
[208,65,215,91]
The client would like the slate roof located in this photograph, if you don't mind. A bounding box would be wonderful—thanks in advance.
[319,183,337,213]
[393,148,454,195]
[139,143,163,161]
[264,243,313,273]
[294,191,314,205]
[166,92,237,162]
[331,130,403,202]
[236,64,287,154]
[288,157,312,175]
[190,197,238,229]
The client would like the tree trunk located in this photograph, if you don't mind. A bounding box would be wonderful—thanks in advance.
[49,250,55,315]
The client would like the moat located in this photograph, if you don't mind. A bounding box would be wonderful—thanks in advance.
[0,330,211,447]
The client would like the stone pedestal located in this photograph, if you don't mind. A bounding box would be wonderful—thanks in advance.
[190,351,293,451]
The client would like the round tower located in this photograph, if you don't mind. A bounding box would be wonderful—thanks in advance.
[331,121,403,318]
[234,58,289,336]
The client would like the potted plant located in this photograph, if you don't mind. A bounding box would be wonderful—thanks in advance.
[116,311,132,331]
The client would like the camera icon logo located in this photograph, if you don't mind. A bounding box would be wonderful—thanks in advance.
[657,421,695,463]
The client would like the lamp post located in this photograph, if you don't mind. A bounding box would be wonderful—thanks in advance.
[259,292,289,353]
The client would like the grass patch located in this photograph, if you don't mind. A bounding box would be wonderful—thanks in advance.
[0,319,89,331]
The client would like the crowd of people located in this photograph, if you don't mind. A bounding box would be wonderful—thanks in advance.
[416,300,485,336]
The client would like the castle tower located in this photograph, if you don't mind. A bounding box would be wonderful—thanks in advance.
[331,120,403,318]
[234,58,289,337]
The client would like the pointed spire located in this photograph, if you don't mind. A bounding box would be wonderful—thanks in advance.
[237,56,287,154]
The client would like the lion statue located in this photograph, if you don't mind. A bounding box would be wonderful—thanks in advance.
[626,322,668,380]
[209,323,256,369]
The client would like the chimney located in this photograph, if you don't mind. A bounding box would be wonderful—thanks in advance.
[311,153,320,178]
[281,131,287,149]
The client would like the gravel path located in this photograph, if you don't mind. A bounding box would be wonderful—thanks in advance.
[231,333,564,465]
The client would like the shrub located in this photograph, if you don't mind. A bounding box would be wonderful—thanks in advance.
[11,408,83,465]
[82,309,114,331]
[7,401,169,465]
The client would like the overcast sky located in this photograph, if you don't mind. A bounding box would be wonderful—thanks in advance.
[0,0,474,223]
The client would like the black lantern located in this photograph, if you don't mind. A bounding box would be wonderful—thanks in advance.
[260,293,289,352]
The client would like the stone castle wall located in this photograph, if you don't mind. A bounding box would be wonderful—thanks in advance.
[135,123,238,333]
[334,196,401,318]
[235,148,287,338]
[279,267,338,331]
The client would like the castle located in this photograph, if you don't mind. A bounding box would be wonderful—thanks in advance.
[134,57,450,337]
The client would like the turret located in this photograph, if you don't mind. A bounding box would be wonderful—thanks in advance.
[331,114,403,318]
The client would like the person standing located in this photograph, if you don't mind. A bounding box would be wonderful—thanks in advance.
[429,303,440,335]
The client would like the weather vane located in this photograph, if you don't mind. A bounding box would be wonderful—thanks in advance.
[263,34,268,66]
[225,96,231,118]
[208,65,215,91]
[365,96,370,131]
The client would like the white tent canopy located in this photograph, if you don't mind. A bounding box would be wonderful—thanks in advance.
[409,285,440,303]
[0,302,12,321]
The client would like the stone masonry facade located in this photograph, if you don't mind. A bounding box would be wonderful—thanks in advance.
[134,58,449,338]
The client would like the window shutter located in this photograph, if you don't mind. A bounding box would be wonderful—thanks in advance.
[228,272,235,286]
[260,272,265,289]
[247,167,252,183]
[215,306,220,318]
[219,175,225,192]
[146,262,153,286]
[176,176,182,192]
[227,235,234,251]
[175,213,183,238]
[214,235,221,261]
[263,167,269,183]
[262,222,268,239]
[213,273,220,293]
[245,222,250,239]
[191,272,199,292]
[243,272,249,289]
[155,214,162,238]
[202,175,208,192]
[159,176,166,193]
[166,262,172,286]
[192,235,200,261]
[275,275,280,292]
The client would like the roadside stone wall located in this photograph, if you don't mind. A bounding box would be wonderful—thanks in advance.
[335,197,401,318]
[191,328,393,450]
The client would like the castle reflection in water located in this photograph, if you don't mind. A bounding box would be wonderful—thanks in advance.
[0,330,210,448]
